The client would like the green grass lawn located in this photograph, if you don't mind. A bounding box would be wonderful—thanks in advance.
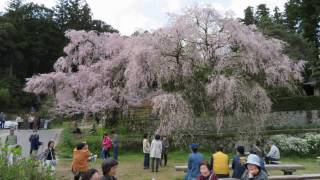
[55,124,320,179]
[55,150,320,180]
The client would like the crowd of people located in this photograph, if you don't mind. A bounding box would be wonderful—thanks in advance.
[142,133,170,172]
[0,111,50,130]
[71,142,119,180]
[184,141,280,180]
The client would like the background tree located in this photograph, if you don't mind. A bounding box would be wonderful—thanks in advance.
[0,0,117,110]
[243,6,255,25]
[25,7,304,141]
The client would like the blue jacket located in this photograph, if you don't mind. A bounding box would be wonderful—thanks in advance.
[185,152,204,180]
[29,134,42,150]
[232,155,247,178]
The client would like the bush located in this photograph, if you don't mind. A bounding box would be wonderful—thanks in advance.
[272,96,320,111]
[270,133,320,156]
[0,146,53,180]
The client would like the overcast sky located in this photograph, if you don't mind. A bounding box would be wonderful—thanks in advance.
[0,0,287,35]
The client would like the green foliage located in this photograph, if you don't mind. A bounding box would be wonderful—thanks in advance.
[270,133,320,157]
[272,96,320,111]
[0,88,10,108]
[243,6,255,25]
[0,145,53,180]
[0,0,119,110]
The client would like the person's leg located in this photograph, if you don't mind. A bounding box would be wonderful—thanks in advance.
[156,158,160,172]
[146,154,150,168]
[106,149,110,158]
[113,146,118,160]
[160,153,163,167]
[143,153,149,169]
[164,153,168,166]
[151,157,155,172]
[103,149,107,159]
[265,156,270,164]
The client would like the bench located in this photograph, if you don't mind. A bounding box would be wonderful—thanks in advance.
[175,164,305,175]
[268,174,320,180]
[266,164,305,175]
[217,174,320,180]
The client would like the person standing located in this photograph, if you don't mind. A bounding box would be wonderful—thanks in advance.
[185,143,204,180]
[16,115,23,129]
[28,114,35,129]
[0,112,5,129]
[29,129,42,159]
[143,133,150,169]
[150,134,162,172]
[71,142,91,180]
[102,133,112,159]
[161,135,169,167]
[44,141,57,173]
[241,154,268,180]
[5,128,18,147]
[111,130,120,160]
[265,141,280,164]
[232,146,247,179]
[210,146,230,178]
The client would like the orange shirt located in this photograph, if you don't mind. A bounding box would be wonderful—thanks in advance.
[71,148,90,173]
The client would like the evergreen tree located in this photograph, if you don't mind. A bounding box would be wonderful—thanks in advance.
[273,6,283,24]
[243,6,255,25]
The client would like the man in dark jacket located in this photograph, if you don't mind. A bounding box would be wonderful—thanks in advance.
[101,158,118,180]
[29,129,42,159]
[232,146,247,179]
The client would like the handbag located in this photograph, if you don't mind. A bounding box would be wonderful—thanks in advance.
[50,150,57,166]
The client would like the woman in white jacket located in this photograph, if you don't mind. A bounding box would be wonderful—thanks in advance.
[150,134,162,172]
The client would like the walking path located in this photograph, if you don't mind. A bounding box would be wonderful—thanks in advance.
[0,129,62,157]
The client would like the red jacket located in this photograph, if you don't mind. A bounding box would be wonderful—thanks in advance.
[197,173,218,180]
[102,136,112,149]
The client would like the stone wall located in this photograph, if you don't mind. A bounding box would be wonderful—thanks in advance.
[266,110,320,127]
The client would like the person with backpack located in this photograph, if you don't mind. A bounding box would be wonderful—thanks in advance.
[232,146,247,179]
[29,129,42,159]
[102,133,112,159]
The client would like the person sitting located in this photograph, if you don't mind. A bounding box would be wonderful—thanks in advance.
[197,160,218,180]
[185,143,204,180]
[210,146,230,178]
[265,141,280,164]
[232,146,247,179]
[71,121,82,134]
[101,158,118,180]
[241,154,268,180]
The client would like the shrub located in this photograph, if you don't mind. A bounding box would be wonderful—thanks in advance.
[270,133,320,156]
[0,146,53,180]
[272,96,320,111]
